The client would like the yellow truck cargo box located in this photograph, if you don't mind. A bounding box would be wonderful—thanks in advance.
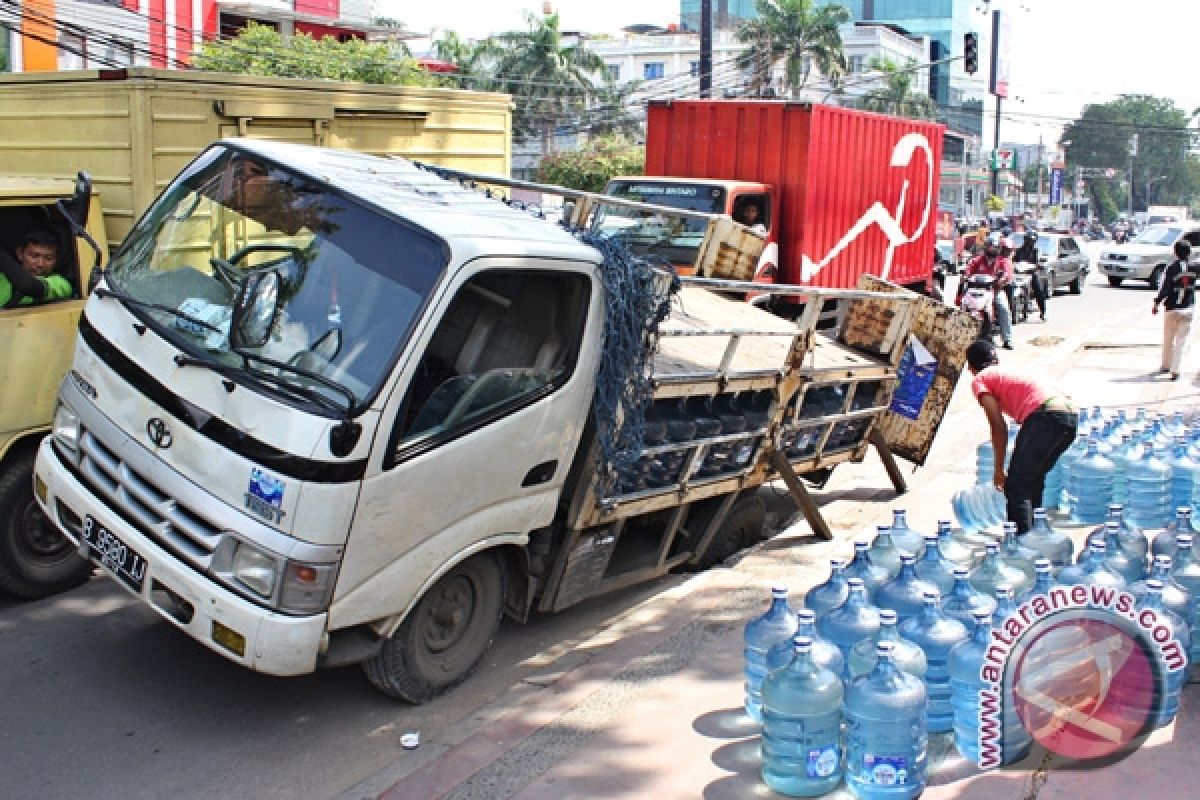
[0,68,513,252]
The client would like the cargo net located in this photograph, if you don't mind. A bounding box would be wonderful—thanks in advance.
[581,234,678,502]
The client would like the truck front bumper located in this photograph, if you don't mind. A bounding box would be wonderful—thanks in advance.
[33,437,327,676]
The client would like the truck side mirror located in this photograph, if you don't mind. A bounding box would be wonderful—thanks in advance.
[230,270,281,350]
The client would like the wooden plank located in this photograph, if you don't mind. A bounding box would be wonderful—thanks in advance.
[858,275,977,466]
[870,427,909,494]
[769,450,833,540]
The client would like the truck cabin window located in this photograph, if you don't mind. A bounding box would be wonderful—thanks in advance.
[391,270,590,460]
[106,145,446,414]
[0,206,80,308]
[596,181,727,267]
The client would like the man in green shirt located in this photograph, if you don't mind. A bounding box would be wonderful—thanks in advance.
[0,228,73,307]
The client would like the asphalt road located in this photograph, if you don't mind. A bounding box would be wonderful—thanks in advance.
[0,245,1151,800]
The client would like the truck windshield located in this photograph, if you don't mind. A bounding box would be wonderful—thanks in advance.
[596,180,727,266]
[107,145,445,412]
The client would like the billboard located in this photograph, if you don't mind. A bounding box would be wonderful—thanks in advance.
[990,10,1011,99]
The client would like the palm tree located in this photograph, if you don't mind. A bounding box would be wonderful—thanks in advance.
[857,58,938,120]
[491,13,607,153]
[735,0,850,98]
[430,30,502,91]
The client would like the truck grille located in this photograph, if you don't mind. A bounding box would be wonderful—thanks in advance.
[77,427,223,568]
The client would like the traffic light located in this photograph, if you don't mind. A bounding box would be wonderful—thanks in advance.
[964,32,979,75]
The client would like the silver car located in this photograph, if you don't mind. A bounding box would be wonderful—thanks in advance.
[1097,224,1200,289]
[1012,232,1089,297]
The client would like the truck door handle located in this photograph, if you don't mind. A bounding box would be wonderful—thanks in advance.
[522,461,557,487]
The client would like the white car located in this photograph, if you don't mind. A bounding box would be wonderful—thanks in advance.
[1097,224,1200,289]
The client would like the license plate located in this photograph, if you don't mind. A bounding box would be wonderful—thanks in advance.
[83,517,147,593]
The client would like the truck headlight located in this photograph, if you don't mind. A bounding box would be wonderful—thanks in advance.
[233,542,278,597]
[52,402,82,453]
[280,560,338,614]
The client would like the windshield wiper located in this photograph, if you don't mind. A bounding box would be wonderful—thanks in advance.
[174,350,355,418]
[94,285,224,334]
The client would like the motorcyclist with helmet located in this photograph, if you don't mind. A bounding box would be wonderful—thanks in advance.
[1012,230,1047,321]
[960,232,1015,349]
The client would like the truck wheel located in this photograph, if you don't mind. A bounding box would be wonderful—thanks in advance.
[1107,276,1124,287]
[363,551,505,703]
[0,448,92,600]
[690,493,767,570]
[1149,266,1164,291]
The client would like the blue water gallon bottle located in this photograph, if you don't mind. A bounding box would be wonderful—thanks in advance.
[1069,439,1115,524]
[1109,433,1137,505]
[844,641,928,800]
[761,637,845,797]
[942,566,998,628]
[1166,534,1200,682]
[875,554,939,626]
[1152,508,1194,561]
[1131,554,1193,621]
[949,611,1032,766]
[1126,443,1173,530]
[743,586,798,722]
[992,584,1018,623]
[1017,559,1057,604]
[951,484,1007,533]
[1086,504,1149,565]
[768,610,845,678]
[805,559,851,620]
[1020,508,1074,569]
[868,526,903,579]
[844,541,891,601]
[1058,540,1127,589]
[1095,520,1146,583]
[998,522,1038,594]
[1168,438,1200,513]
[1135,581,1190,727]
[969,542,1029,598]
[935,519,977,567]
[974,438,994,487]
[1054,433,1089,513]
[847,609,928,680]
[818,578,882,669]
[899,590,969,734]
[914,533,957,595]
[888,509,925,558]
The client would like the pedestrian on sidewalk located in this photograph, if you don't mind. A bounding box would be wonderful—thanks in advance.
[965,339,1077,534]
[1152,240,1198,381]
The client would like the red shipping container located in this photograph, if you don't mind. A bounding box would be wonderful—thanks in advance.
[644,100,944,290]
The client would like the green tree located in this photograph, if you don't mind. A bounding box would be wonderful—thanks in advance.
[735,0,850,98]
[429,30,502,90]
[856,58,937,120]
[192,22,429,85]
[536,136,644,192]
[491,13,607,151]
[1061,94,1197,215]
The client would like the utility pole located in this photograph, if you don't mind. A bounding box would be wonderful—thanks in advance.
[700,0,712,98]
[1034,136,1044,220]
[1127,133,1138,219]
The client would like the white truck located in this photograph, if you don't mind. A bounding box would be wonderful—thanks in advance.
[33,140,933,701]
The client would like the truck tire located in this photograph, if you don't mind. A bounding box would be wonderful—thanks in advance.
[1107,276,1124,287]
[363,551,506,703]
[690,493,767,570]
[0,448,93,600]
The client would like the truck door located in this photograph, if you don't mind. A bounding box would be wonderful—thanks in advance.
[331,261,601,625]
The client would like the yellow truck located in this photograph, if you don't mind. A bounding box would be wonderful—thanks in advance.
[0,68,512,599]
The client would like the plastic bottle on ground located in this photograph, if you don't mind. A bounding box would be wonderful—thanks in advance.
[761,637,845,797]
[868,526,903,580]
[1167,439,1200,515]
[848,609,929,680]
[818,578,882,670]
[1017,559,1057,605]
[942,566,998,628]
[844,641,928,800]
[743,586,798,723]
[767,610,846,679]
[1135,581,1189,727]
[1166,534,1200,682]
[949,611,1032,766]
[1130,554,1193,621]
[1095,520,1145,584]
[934,519,977,568]
[1086,504,1149,566]
[1068,438,1116,524]
[844,541,891,601]
[951,484,1007,534]
[1019,508,1073,569]
[998,522,1038,594]
[1054,432,1089,513]
[992,584,1018,624]
[888,509,925,559]
[1058,540,1127,590]
[899,590,969,735]
[875,554,939,626]
[1109,433,1136,506]
[805,559,850,620]
[1126,440,1173,530]
[968,542,1029,598]
[914,533,957,595]
[1152,508,1195,561]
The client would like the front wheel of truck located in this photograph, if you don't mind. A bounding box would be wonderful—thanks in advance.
[0,448,93,600]
[363,551,506,703]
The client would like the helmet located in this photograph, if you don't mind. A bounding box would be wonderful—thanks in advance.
[1024,230,1038,244]
[1175,240,1191,260]
[984,232,1002,256]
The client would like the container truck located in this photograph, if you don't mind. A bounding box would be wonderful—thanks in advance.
[32,140,949,701]
[602,100,944,298]
[0,68,511,599]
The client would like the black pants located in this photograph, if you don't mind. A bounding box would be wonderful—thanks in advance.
[1006,409,1077,533]
[1029,273,1048,317]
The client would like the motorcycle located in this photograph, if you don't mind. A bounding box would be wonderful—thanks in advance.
[957,273,1008,340]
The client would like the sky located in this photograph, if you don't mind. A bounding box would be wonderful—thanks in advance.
[382,0,1200,149]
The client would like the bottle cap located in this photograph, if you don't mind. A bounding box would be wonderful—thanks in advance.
[972,610,993,623]
[875,641,897,658]
[879,609,898,623]
[1145,579,1164,593]
[846,578,866,589]
[797,609,816,623]
[922,590,941,602]
[793,636,814,654]
[900,554,916,564]
[1035,559,1052,572]
[953,566,969,577]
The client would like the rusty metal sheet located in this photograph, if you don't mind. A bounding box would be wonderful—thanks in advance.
[857,275,978,465]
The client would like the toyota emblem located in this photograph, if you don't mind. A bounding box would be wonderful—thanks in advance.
[146,418,173,449]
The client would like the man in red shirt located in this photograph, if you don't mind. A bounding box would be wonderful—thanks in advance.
[966,339,1077,533]
[961,234,1015,349]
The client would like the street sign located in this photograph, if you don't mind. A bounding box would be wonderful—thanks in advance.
[1076,179,1086,191]
[1104,168,1116,178]
[993,149,1016,170]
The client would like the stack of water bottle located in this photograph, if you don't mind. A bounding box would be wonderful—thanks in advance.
[745,506,1198,797]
